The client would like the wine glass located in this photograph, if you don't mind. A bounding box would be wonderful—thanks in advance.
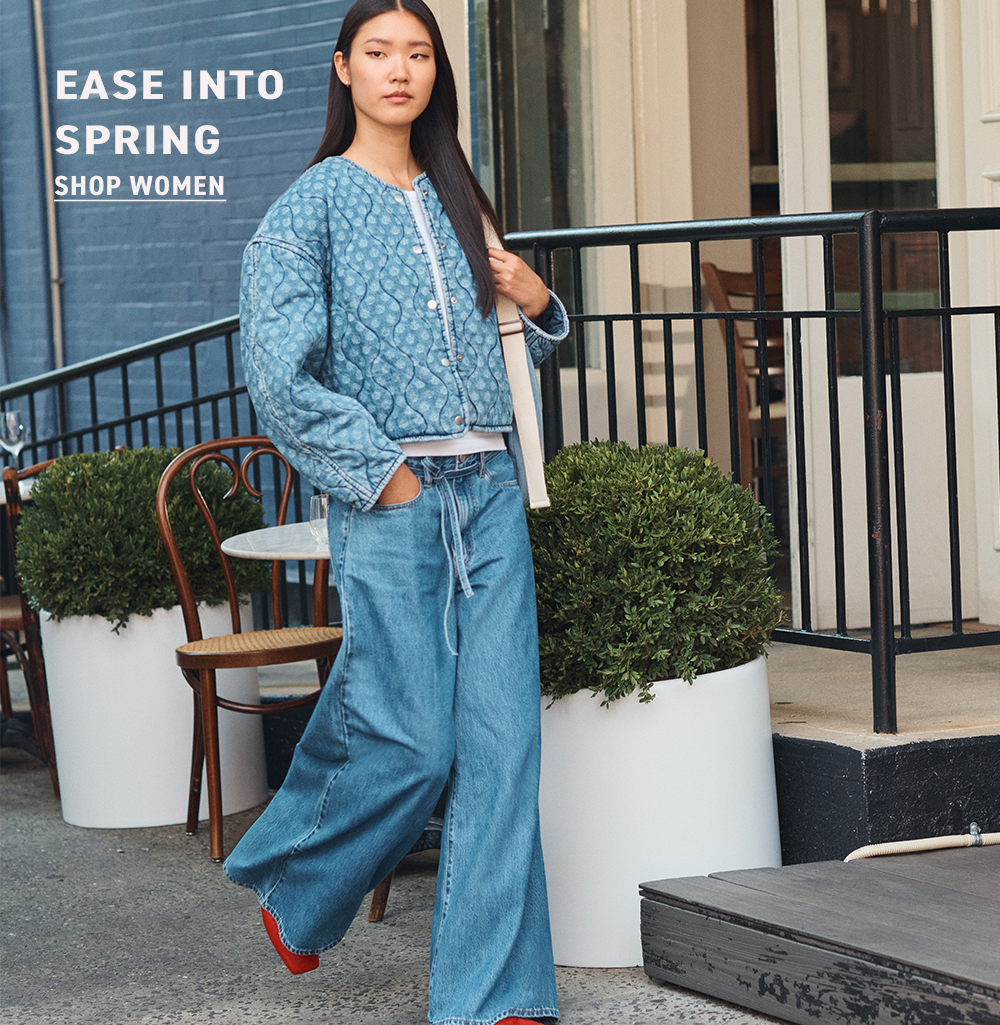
[0,411,27,461]
[309,493,330,544]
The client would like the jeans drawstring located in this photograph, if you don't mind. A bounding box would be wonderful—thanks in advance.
[421,457,477,656]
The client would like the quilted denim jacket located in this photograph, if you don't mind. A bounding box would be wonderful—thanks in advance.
[240,157,569,510]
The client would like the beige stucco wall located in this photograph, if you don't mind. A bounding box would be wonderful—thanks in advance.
[629,0,752,463]
[426,0,472,155]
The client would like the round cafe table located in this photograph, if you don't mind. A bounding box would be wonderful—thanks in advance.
[221,515,335,641]
[222,520,332,620]
[221,521,328,561]
[222,520,331,630]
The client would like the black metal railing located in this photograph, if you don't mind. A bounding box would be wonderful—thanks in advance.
[3,208,998,732]
[510,206,1000,733]
[0,317,320,630]
[1,315,247,459]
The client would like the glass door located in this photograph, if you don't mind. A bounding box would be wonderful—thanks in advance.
[827,0,941,375]
[747,0,941,375]
[473,0,595,234]
[473,0,599,371]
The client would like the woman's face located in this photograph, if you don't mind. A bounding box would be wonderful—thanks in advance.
[334,9,437,134]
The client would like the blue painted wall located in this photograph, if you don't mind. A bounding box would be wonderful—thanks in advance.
[1,0,351,388]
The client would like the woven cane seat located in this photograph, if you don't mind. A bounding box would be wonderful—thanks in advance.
[176,625,343,669]
[155,437,347,861]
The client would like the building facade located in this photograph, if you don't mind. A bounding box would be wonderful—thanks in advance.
[2,0,997,626]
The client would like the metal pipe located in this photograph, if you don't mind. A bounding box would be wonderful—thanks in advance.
[571,248,588,442]
[858,211,896,734]
[789,316,812,631]
[822,234,848,633]
[535,245,563,459]
[603,318,617,443]
[937,230,964,632]
[887,317,911,637]
[752,237,774,515]
[724,318,741,478]
[662,318,677,448]
[30,0,64,370]
[629,244,647,448]
[690,241,708,451]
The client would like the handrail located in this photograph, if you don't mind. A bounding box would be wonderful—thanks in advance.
[0,316,241,400]
[506,206,999,248]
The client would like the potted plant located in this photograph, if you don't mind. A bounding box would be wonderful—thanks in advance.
[527,441,784,968]
[16,447,271,829]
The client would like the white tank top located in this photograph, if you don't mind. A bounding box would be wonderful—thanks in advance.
[398,189,507,458]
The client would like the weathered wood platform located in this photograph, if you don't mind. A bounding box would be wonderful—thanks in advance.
[641,845,1000,1025]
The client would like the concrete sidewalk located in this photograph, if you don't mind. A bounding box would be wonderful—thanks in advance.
[5,630,994,1025]
[1,740,780,1025]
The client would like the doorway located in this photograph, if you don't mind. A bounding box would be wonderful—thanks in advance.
[746,0,940,376]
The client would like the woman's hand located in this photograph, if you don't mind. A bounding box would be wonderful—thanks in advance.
[488,248,551,321]
[377,462,420,505]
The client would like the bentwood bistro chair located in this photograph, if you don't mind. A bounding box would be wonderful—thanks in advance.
[2,461,60,797]
[700,262,788,492]
[155,437,344,863]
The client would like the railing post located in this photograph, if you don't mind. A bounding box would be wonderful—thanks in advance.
[629,244,647,448]
[534,244,563,459]
[858,211,897,734]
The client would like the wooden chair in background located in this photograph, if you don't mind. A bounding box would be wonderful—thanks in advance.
[700,262,788,492]
[156,436,395,920]
[2,461,60,797]
[155,437,343,862]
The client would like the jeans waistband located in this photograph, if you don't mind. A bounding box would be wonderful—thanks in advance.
[404,449,501,480]
[404,451,507,657]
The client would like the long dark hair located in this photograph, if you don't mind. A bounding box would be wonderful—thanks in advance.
[309,0,502,317]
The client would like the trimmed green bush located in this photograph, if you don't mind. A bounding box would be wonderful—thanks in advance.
[16,447,270,631]
[528,441,783,705]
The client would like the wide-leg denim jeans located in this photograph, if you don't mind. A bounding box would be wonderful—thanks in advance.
[224,450,559,1025]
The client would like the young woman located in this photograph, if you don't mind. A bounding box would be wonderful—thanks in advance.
[224,2,566,1023]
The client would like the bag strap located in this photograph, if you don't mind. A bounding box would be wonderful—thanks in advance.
[483,220,550,509]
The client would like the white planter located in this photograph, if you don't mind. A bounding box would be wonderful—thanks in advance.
[538,655,781,968]
[41,603,268,829]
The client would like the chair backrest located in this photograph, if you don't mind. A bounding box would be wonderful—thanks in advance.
[701,263,787,488]
[3,450,125,576]
[701,264,757,481]
[3,459,55,626]
[700,262,784,345]
[3,460,57,514]
[701,262,785,385]
[3,459,58,583]
[700,262,787,389]
[155,436,315,645]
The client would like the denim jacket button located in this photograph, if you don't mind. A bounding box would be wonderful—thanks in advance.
[428,299,438,310]
[441,358,451,367]
[393,194,404,203]
[455,415,464,425]
[413,245,423,255]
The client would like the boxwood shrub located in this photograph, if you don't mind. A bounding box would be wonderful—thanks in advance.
[16,447,270,631]
[528,441,783,705]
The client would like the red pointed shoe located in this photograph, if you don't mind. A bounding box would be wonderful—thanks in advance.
[261,907,319,974]
[496,1019,540,1024]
